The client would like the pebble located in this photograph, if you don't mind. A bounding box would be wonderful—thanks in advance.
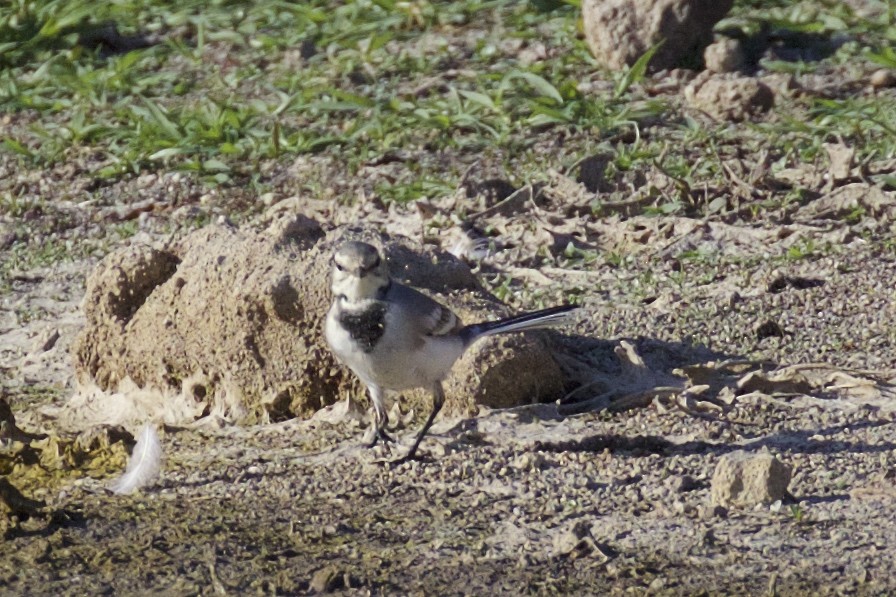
[870,69,895,89]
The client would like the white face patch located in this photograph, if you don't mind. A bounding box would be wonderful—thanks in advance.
[331,270,387,303]
[330,242,390,303]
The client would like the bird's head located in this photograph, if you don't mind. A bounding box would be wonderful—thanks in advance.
[331,241,390,303]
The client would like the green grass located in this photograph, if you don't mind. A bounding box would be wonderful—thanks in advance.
[0,0,894,213]
[0,0,671,204]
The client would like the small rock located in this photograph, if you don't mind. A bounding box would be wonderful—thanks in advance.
[685,72,774,121]
[824,142,855,182]
[428,442,447,458]
[34,328,60,352]
[512,452,545,471]
[711,451,792,507]
[704,38,745,73]
[518,41,548,67]
[309,565,344,593]
[870,69,895,89]
[664,474,699,493]
[755,319,785,340]
[551,520,591,558]
[582,0,734,72]
[136,173,157,188]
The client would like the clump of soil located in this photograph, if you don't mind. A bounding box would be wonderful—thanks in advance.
[65,214,569,431]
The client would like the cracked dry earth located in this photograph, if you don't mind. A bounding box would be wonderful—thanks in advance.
[2,206,896,596]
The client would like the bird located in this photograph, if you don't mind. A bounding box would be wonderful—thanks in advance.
[324,240,578,460]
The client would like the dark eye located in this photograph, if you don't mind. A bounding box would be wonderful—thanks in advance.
[335,263,344,272]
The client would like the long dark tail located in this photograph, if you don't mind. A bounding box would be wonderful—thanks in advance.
[459,304,578,347]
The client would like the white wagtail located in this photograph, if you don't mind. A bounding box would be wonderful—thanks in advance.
[324,240,577,459]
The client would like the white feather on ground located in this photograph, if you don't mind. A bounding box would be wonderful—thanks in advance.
[108,424,162,495]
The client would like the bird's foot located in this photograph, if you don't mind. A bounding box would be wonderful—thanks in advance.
[392,450,423,464]
[373,447,432,467]
[365,427,395,448]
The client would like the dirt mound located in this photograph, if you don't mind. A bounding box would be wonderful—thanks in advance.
[64,214,568,431]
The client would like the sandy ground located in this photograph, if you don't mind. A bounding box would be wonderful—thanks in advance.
[2,21,896,594]
[2,195,896,595]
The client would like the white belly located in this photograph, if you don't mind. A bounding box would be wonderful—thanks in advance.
[325,304,464,390]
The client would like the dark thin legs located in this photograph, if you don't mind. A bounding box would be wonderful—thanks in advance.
[403,381,445,461]
[366,384,394,447]
[364,382,445,460]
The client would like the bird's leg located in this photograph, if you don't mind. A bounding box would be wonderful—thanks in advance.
[403,381,445,460]
[366,384,394,447]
